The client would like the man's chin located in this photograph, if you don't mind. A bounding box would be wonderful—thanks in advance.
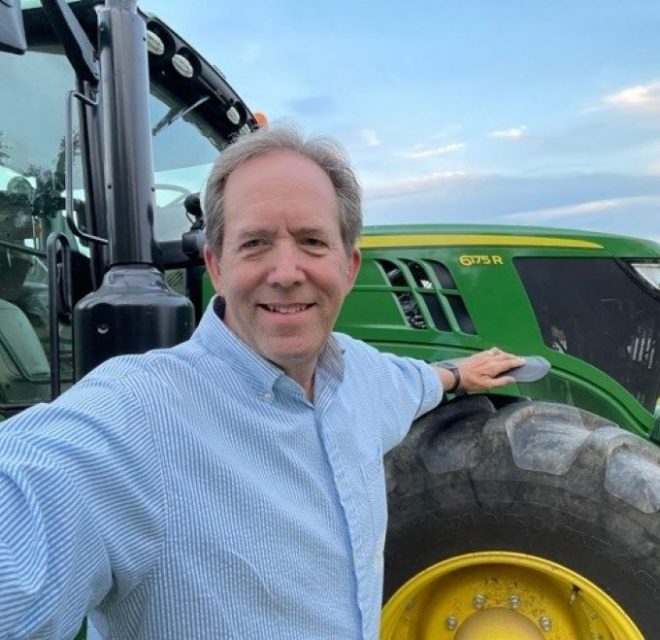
[261,345,321,374]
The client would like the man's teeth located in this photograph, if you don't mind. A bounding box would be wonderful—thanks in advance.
[266,304,310,314]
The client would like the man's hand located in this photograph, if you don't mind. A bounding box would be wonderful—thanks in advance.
[434,348,526,394]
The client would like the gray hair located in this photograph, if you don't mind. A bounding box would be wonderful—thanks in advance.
[203,126,362,255]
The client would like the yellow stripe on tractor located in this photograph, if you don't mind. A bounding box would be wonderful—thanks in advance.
[359,234,603,249]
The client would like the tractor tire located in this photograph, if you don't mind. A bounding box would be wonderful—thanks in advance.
[383,395,660,639]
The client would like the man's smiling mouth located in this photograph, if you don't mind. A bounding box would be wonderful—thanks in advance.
[259,303,314,314]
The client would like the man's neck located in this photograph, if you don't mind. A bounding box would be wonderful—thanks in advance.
[284,366,315,402]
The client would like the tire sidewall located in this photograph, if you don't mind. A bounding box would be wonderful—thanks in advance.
[384,398,660,637]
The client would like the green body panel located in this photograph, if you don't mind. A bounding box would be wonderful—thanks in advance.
[334,224,660,439]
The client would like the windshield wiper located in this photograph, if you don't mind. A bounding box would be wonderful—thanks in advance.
[151,95,210,137]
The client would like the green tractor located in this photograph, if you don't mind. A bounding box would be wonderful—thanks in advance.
[0,1,659,638]
[338,227,659,639]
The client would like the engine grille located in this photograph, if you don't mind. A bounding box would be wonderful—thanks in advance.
[375,258,477,335]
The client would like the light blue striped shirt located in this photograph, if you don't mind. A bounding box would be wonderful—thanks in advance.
[0,299,441,639]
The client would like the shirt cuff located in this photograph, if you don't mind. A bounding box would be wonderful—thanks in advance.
[414,361,443,419]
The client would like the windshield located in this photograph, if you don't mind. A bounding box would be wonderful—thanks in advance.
[150,87,227,242]
[0,45,78,408]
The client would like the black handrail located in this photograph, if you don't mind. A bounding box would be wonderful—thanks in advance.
[46,232,73,400]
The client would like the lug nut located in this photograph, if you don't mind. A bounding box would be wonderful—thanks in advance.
[473,594,486,609]
[539,616,552,632]
[445,615,458,630]
[509,595,521,609]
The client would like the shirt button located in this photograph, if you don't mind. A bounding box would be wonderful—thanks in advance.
[261,392,273,402]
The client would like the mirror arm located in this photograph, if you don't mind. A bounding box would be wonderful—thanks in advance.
[41,0,99,85]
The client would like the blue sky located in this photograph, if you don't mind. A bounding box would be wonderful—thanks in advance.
[143,0,660,242]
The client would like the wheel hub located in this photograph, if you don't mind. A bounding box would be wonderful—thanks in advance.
[454,608,544,639]
[381,552,643,640]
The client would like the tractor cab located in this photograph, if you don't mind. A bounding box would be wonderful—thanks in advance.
[0,0,258,416]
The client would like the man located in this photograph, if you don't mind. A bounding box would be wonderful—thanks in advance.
[0,126,524,639]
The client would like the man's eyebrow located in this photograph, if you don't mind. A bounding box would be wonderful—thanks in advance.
[235,227,278,241]
[293,226,328,237]
[234,226,329,241]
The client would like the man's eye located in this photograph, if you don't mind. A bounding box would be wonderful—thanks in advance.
[302,238,326,249]
[240,239,265,250]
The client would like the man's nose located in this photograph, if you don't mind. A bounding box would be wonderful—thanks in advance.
[266,241,305,287]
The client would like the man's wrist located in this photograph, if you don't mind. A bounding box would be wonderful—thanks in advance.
[434,362,462,394]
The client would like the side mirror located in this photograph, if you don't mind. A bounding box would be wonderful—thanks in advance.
[0,0,27,54]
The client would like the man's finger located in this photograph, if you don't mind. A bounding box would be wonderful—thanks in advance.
[487,374,517,388]
[493,356,526,374]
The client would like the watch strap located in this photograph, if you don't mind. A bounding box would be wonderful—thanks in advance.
[435,362,461,394]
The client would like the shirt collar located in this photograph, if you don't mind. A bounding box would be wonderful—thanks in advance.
[193,297,345,398]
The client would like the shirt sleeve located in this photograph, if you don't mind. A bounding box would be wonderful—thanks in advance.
[0,366,166,639]
[377,353,442,451]
[335,334,443,454]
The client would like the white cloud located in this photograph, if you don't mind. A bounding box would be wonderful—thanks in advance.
[604,81,660,113]
[400,143,466,159]
[503,195,660,224]
[357,128,382,147]
[364,171,467,200]
[488,125,527,139]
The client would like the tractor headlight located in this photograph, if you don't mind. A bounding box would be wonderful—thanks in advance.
[146,30,165,56]
[630,262,660,290]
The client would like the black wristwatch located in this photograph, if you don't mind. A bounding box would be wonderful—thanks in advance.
[436,362,462,394]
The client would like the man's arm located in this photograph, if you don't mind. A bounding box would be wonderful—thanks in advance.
[0,369,165,639]
[433,347,526,395]
[0,435,111,640]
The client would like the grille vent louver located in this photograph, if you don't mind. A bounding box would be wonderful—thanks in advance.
[376,258,476,334]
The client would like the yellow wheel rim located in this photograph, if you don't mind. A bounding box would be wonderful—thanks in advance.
[381,552,643,639]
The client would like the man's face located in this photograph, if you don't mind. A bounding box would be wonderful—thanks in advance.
[204,150,361,382]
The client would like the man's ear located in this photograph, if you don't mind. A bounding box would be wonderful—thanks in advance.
[203,244,224,296]
[346,247,361,288]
